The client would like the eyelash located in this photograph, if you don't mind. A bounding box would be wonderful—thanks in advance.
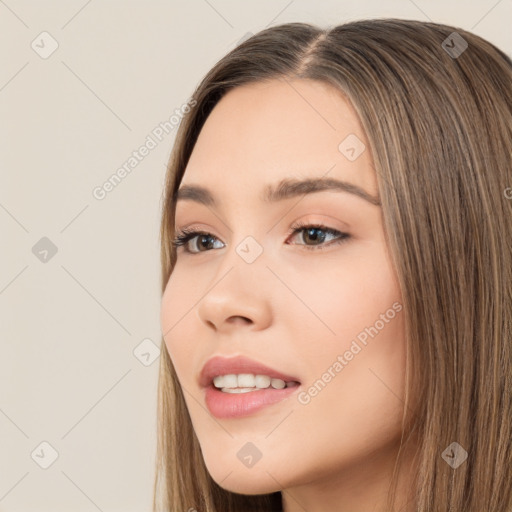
[171,220,351,255]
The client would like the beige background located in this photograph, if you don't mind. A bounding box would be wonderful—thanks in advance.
[1,1,510,510]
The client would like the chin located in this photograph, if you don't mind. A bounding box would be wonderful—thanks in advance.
[215,475,281,496]
[204,457,283,495]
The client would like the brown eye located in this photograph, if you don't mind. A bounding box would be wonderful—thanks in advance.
[172,224,351,255]
[172,230,223,254]
[286,223,351,251]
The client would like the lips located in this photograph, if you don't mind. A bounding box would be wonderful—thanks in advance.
[199,355,301,389]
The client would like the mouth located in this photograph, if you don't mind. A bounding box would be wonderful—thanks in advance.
[211,374,300,393]
[199,355,302,418]
[203,379,301,419]
[199,354,301,389]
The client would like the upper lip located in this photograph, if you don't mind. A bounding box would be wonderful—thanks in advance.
[199,355,301,388]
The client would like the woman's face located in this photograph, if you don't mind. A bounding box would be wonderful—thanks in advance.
[161,78,408,502]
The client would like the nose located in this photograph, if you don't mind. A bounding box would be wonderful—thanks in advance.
[196,260,273,334]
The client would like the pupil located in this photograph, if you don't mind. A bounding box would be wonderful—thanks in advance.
[199,235,213,250]
[306,228,324,244]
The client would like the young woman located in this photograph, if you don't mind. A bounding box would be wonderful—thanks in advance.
[155,18,512,512]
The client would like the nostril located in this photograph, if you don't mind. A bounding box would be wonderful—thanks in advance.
[227,316,252,326]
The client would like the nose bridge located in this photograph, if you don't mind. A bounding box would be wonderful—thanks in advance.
[215,208,271,274]
[196,231,273,330]
[218,231,269,295]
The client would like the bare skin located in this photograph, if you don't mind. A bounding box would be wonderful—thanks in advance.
[161,78,417,512]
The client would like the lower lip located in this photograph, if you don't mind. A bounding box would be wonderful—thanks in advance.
[204,383,300,419]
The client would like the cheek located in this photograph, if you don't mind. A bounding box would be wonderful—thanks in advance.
[160,270,200,378]
[289,242,406,431]
[290,298,406,477]
[160,263,203,334]
[281,241,402,350]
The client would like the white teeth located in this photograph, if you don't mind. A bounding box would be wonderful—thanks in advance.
[237,373,256,387]
[212,375,224,388]
[221,387,259,394]
[218,374,238,388]
[255,375,271,388]
[212,373,298,391]
[270,378,286,389]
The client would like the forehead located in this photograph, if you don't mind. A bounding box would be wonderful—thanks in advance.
[179,78,377,203]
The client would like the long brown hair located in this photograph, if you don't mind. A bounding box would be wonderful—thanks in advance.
[154,18,512,512]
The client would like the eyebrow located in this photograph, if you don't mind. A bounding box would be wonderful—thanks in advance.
[174,177,381,207]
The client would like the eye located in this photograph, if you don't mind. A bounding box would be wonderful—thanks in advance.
[287,220,350,250]
[172,222,351,255]
[172,229,223,254]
